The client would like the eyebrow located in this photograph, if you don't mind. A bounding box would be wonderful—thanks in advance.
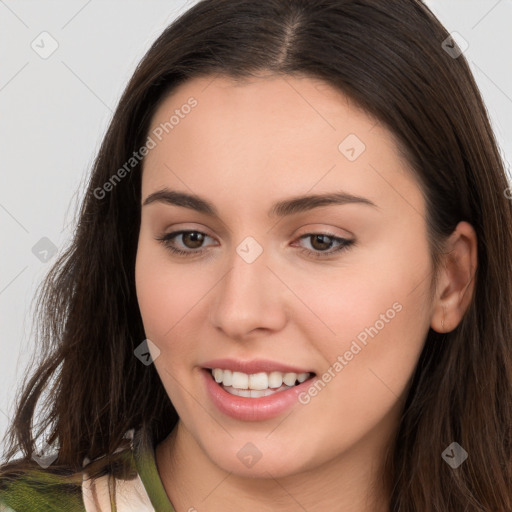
[142,188,378,217]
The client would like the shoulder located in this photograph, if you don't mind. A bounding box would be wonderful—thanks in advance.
[0,465,85,512]
[82,469,154,512]
[0,455,148,512]
[81,429,157,512]
[0,428,164,512]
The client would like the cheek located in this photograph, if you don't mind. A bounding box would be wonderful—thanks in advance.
[135,238,208,340]
[134,241,202,406]
[135,242,170,338]
[294,250,429,348]
[298,233,433,396]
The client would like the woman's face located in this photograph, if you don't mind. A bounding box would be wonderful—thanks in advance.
[135,74,435,478]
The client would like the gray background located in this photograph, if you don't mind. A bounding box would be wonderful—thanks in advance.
[1,0,511,454]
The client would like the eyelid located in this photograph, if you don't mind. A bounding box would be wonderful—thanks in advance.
[156,229,217,249]
[158,223,216,239]
[293,223,354,239]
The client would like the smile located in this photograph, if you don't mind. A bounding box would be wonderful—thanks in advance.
[202,366,318,421]
[210,368,313,398]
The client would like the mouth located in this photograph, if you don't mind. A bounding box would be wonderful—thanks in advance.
[206,367,317,398]
[201,362,319,421]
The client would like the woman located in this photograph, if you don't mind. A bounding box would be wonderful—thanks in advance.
[1,0,511,510]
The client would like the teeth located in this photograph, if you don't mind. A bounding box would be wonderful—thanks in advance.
[297,373,308,383]
[249,372,268,390]
[231,371,249,389]
[283,372,297,386]
[210,368,311,390]
[213,368,223,383]
[268,371,283,388]
[224,384,292,398]
[222,369,232,387]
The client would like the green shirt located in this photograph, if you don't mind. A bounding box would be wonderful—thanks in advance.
[0,429,176,512]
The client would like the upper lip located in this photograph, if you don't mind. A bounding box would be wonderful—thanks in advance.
[202,358,314,375]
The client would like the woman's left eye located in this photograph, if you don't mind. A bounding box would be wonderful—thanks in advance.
[155,230,355,259]
[293,232,355,258]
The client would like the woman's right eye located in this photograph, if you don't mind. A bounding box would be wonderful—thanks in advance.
[155,230,216,257]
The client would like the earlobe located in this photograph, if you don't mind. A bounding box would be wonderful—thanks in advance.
[430,221,478,333]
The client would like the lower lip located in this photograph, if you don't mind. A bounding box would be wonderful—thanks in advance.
[201,368,316,421]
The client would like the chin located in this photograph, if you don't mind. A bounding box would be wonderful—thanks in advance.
[201,436,314,480]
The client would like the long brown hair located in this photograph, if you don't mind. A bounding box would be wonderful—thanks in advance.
[2,0,511,509]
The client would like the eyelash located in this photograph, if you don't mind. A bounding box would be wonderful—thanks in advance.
[155,230,355,259]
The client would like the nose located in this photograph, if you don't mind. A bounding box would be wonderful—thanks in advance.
[208,247,288,340]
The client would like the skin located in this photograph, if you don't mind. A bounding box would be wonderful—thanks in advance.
[135,74,477,512]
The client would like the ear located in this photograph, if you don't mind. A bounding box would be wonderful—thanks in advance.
[430,221,478,333]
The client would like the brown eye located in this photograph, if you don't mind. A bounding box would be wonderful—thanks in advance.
[181,231,206,249]
[309,234,335,251]
[295,233,355,259]
[155,230,215,256]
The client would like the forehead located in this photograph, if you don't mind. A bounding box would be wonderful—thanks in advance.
[141,74,422,218]
[146,73,375,148]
